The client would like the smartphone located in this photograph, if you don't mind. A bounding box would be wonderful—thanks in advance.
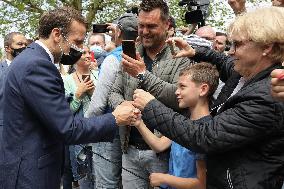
[122,40,136,59]
[82,74,90,81]
[93,24,109,33]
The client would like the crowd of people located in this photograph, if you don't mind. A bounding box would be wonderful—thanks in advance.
[0,0,284,189]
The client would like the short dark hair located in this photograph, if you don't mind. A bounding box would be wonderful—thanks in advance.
[139,0,169,21]
[4,32,23,47]
[38,6,87,39]
[179,63,219,97]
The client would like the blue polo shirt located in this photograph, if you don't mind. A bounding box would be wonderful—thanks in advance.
[165,115,211,189]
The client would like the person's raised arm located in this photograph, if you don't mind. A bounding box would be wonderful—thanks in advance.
[20,62,136,144]
[228,0,247,16]
[166,37,235,82]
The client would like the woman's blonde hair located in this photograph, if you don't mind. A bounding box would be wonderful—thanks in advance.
[228,7,284,62]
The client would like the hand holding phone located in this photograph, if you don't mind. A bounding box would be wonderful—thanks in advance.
[122,40,136,59]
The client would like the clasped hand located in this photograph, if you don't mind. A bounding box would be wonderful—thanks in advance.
[112,101,141,126]
[133,89,155,111]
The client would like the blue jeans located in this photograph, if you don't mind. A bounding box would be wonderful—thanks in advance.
[122,145,169,189]
[92,136,122,189]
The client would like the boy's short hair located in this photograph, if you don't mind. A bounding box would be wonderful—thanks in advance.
[179,63,219,97]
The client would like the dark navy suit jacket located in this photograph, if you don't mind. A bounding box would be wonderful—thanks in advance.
[0,60,8,167]
[0,61,8,122]
[0,60,8,126]
[0,43,117,189]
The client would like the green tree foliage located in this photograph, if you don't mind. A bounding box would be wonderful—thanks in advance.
[0,0,271,39]
[0,48,3,60]
[0,0,131,38]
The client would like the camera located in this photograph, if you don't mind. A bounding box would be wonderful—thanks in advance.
[179,0,210,26]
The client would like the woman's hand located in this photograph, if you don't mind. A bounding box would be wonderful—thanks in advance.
[166,37,196,58]
[75,77,95,99]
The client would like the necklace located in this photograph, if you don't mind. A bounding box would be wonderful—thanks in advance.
[75,72,83,83]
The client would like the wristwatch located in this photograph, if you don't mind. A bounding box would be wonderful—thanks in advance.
[137,71,146,83]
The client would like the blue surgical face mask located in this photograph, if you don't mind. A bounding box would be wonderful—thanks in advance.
[90,45,106,59]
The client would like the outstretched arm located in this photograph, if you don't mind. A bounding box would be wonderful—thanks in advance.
[134,120,171,153]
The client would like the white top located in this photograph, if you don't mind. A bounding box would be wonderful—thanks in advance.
[6,59,11,66]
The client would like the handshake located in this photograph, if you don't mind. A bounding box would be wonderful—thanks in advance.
[111,89,155,126]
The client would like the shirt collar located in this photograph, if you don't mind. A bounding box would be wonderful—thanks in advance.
[6,59,11,66]
[35,40,55,64]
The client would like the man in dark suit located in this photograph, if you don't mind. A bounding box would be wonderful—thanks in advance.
[0,32,27,164]
[0,7,137,189]
[0,32,27,76]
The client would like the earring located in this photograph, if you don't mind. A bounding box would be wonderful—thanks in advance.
[262,53,267,56]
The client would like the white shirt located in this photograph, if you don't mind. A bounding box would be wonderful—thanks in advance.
[6,59,11,67]
[35,40,55,64]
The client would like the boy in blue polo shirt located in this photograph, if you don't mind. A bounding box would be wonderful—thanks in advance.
[133,63,219,189]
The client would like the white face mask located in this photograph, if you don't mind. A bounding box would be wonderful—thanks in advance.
[90,45,106,59]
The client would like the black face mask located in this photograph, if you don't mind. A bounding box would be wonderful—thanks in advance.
[11,47,26,58]
[60,47,83,65]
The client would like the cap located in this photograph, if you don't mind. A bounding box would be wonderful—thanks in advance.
[117,13,138,33]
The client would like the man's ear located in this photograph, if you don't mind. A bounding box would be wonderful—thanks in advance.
[52,28,62,43]
[116,28,122,39]
[199,83,210,97]
[4,45,10,53]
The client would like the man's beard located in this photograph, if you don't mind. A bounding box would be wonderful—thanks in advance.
[141,32,167,50]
